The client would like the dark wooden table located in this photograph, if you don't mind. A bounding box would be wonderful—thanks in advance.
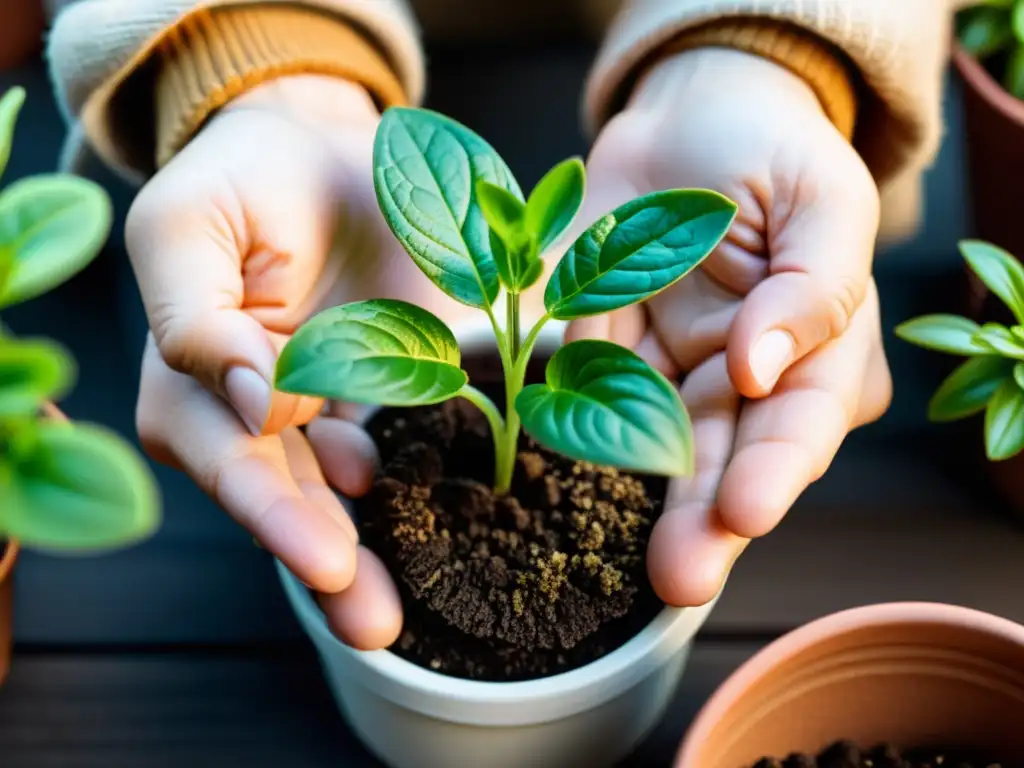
[2,47,1019,768]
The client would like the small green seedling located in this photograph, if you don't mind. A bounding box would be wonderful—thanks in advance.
[275,107,738,493]
[0,87,160,552]
[896,240,1024,461]
[958,0,1024,99]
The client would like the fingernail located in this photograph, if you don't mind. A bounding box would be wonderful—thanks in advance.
[224,367,271,436]
[750,330,795,391]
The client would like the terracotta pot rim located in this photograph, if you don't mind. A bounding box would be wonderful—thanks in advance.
[953,45,1024,127]
[0,540,17,584]
[678,602,1024,763]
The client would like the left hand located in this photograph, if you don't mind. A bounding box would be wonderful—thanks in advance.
[569,47,893,606]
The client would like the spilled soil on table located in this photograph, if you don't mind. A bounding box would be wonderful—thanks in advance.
[356,398,665,682]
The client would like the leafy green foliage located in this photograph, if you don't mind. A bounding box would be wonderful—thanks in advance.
[0,422,159,551]
[0,175,113,309]
[544,189,737,320]
[0,340,75,417]
[372,107,522,309]
[957,0,1024,99]
[985,378,1024,459]
[280,105,733,493]
[275,299,467,405]
[0,87,161,553]
[524,157,585,254]
[898,238,1024,461]
[516,340,693,476]
[0,87,25,182]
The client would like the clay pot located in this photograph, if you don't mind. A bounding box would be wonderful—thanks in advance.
[277,316,722,768]
[675,603,1024,768]
[0,539,18,686]
[952,45,1024,515]
[0,0,45,71]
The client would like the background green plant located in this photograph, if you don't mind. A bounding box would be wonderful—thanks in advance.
[896,240,1024,461]
[0,86,160,552]
[958,0,1024,98]
[275,107,737,493]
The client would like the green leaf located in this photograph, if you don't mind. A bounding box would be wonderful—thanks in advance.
[984,378,1024,460]
[927,355,1014,422]
[0,87,26,182]
[544,189,737,320]
[525,157,585,254]
[0,422,160,552]
[372,107,523,309]
[275,299,467,406]
[1014,360,1024,391]
[972,322,1024,358]
[0,175,113,309]
[1013,1,1024,43]
[959,240,1024,324]
[1005,45,1024,98]
[515,340,693,476]
[0,339,75,416]
[894,314,990,355]
[958,6,1013,57]
[477,181,537,292]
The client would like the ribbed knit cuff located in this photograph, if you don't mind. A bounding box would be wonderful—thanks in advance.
[155,5,408,168]
[647,18,858,141]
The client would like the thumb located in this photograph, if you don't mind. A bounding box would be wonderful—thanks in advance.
[125,188,322,437]
[727,185,879,398]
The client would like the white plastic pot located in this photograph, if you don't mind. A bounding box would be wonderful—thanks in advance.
[276,316,721,768]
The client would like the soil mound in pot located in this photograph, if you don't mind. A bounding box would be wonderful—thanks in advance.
[751,741,1019,768]
[358,398,665,682]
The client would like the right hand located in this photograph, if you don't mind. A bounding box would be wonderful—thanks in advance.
[129,75,475,649]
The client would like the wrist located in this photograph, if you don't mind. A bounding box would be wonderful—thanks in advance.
[222,74,381,129]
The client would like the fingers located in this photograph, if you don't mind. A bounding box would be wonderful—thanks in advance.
[318,547,403,650]
[646,353,742,606]
[306,416,379,498]
[727,163,880,398]
[137,336,356,594]
[125,119,336,435]
[718,285,884,539]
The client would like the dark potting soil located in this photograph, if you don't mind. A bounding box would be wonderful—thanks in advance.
[751,741,1020,768]
[355,398,665,682]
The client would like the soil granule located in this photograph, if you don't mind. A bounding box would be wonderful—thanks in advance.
[751,741,1020,768]
[355,397,665,682]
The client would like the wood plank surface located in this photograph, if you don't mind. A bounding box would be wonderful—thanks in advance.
[0,642,764,768]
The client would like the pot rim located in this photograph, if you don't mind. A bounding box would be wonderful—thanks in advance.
[277,313,722,725]
[953,44,1024,127]
[0,539,18,584]
[676,602,1024,763]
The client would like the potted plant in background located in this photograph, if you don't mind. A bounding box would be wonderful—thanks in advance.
[273,106,737,768]
[895,239,1024,513]
[0,86,162,686]
[674,602,1024,768]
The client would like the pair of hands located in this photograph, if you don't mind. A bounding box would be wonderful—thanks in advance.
[127,47,891,651]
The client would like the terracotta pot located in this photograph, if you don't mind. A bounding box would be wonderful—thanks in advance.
[278,316,723,768]
[952,45,1024,515]
[0,539,19,687]
[0,0,45,71]
[675,603,1024,768]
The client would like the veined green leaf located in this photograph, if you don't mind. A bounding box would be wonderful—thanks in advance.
[0,175,112,309]
[927,355,1014,422]
[275,299,467,406]
[0,339,75,416]
[525,157,585,254]
[984,378,1024,460]
[0,422,160,552]
[1014,360,1024,391]
[478,181,537,292]
[894,314,990,355]
[544,189,737,320]
[959,240,1024,325]
[372,107,522,309]
[516,339,693,476]
[958,6,1013,57]
[0,87,26,182]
